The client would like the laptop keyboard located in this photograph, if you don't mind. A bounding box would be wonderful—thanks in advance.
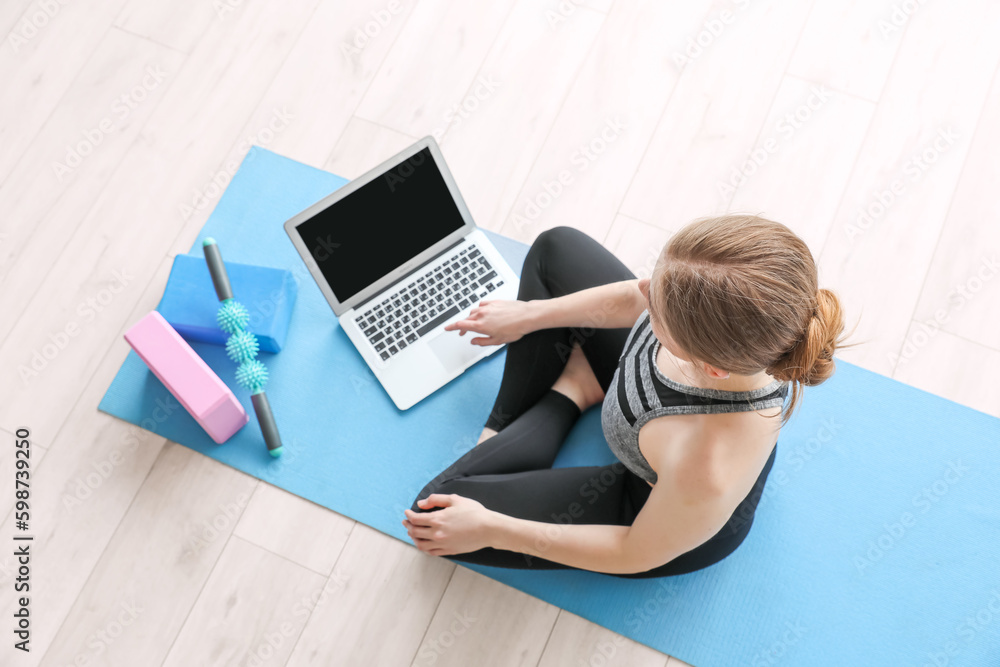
[353,243,505,361]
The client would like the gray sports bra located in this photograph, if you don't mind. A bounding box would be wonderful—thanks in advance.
[601,311,788,484]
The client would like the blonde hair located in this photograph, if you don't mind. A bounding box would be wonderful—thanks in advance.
[648,214,856,424]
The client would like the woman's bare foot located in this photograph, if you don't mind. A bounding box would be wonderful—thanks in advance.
[552,343,605,411]
[477,426,498,444]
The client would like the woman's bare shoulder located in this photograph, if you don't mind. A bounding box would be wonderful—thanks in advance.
[639,410,780,497]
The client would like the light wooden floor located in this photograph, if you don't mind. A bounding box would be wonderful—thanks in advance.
[2,0,999,665]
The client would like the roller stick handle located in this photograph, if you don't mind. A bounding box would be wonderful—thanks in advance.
[251,391,283,457]
[202,238,234,302]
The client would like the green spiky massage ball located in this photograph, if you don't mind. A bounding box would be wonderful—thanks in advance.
[203,237,283,458]
[217,300,250,334]
[235,359,269,394]
[225,329,259,365]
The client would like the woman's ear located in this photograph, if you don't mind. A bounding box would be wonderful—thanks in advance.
[701,362,730,380]
[638,278,650,300]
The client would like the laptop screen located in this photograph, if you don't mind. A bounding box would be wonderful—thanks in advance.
[294,147,466,302]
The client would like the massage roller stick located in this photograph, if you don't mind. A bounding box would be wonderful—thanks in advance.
[202,238,284,457]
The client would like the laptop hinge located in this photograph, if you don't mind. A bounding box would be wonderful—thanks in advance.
[352,237,466,311]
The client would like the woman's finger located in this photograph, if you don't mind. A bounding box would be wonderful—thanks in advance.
[404,509,437,527]
[444,319,477,334]
[409,525,436,540]
[470,336,494,346]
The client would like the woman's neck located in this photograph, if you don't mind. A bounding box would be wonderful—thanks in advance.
[655,342,775,393]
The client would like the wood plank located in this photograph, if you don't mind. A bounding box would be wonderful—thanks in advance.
[494,0,717,243]
[323,117,417,178]
[285,523,455,666]
[815,0,1000,376]
[40,442,259,667]
[13,2,1000,665]
[408,566,559,667]
[0,255,172,665]
[233,483,355,576]
[114,0,216,54]
[209,0,419,173]
[618,0,816,235]
[0,428,47,594]
[161,536,328,667]
[433,0,604,234]
[0,27,184,337]
[537,610,669,667]
[0,0,322,446]
[354,0,514,137]
[727,74,875,255]
[0,0,130,185]
[892,327,1000,419]
[903,66,1000,362]
[603,213,673,279]
[0,0,55,47]
[786,0,908,102]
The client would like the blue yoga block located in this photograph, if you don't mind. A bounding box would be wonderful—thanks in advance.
[158,253,297,353]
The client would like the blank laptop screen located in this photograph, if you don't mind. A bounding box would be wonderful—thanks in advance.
[294,147,466,302]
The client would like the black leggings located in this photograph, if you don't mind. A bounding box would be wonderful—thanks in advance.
[411,227,718,578]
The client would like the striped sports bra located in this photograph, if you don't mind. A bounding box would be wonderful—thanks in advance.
[601,311,789,485]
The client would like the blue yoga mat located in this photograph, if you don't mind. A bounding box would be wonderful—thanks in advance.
[99,147,1000,666]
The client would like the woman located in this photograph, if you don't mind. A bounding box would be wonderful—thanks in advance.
[403,215,849,577]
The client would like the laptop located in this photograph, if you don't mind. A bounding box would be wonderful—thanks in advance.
[283,136,520,410]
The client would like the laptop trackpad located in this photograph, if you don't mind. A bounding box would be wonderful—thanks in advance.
[428,330,483,372]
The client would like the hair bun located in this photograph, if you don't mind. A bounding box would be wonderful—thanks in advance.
[768,288,844,386]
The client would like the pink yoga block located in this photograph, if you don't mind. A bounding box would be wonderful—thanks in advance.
[124,310,248,444]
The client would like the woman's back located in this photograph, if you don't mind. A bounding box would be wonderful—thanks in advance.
[602,310,788,487]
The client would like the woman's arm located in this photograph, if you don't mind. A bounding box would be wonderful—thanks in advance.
[444,279,647,346]
[524,279,647,332]
[489,430,739,574]
[489,515,636,573]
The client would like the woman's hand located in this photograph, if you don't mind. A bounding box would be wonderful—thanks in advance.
[403,494,498,556]
[443,299,536,346]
